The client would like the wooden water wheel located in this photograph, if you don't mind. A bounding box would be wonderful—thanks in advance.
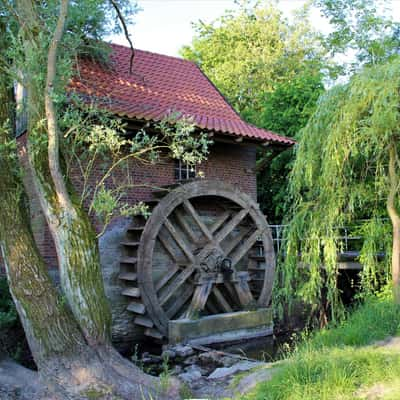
[119,180,275,341]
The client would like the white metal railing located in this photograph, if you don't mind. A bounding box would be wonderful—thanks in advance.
[266,219,388,256]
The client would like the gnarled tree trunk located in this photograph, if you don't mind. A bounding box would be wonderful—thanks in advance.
[0,1,179,398]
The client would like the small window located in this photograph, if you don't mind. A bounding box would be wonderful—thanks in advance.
[174,160,196,180]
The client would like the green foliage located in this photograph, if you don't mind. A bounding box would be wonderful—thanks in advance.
[181,0,327,222]
[315,0,400,73]
[159,353,173,393]
[65,107,210,234]
[243,289,400,400]
[279,57,400,320]
[257,71,325,222]
[181,0,327,123]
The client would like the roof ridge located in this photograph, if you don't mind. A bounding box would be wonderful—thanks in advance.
[108,42,196,66]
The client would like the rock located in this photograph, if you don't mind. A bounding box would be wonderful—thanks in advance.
[141,353,162,364]
[173,344,194,358]
[183,355,199,365]
[161,349,177,360]
[178,369,202,383]
[198,351,223,366]
[220,356,237,367]
[172,365,183,375]
[208,361,264,380]
[184,364,207,376]
[235,366,275,394]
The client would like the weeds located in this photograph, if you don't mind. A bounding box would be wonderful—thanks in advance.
[243,287,400,400]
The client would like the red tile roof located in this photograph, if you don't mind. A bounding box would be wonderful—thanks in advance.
[70,43,294,146]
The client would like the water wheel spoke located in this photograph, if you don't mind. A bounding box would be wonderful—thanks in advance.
[159,265,196,306]
[215,208,248,244]
[155,265,180,292]
[166,285,193,319]
[164,218,195,263]
[231,229,263,268]
[224,226,253,255]
[183,199,213,241]
[210,211,231,234]
[158,229,181,262]
[174,208,198,243]
[233,272,254,306]
[212,286,233,312]
[223,281,239,307]
[185,277,214,319]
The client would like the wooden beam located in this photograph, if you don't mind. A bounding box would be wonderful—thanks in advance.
[174,208,198,243]
[158,229,180,262]
[215,208,248,244]
[185,277,214,319]
[210,211,231,234]
[233,273,254,307]
[212,286,233,312]
[224,226,253,256]
[166,285,193,319]
[164,218,195,263]
[155,265,180,292]
[134,316,154,328]
[231,229,262,268]
[223,282,239,306]
[159,265,196,306]
[183,200,213,241]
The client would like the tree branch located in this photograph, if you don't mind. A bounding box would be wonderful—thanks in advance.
[109,0,135,74]
[45,0,72,211]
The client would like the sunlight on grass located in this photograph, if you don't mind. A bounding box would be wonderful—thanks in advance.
[242,288,400,400]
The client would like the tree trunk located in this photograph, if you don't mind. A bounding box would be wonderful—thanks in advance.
[16,0,112,346]
[387,140,400,304]
[0,2,179,398]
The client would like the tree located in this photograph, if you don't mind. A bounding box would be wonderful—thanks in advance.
[181,0,326,125]
[181,0,327,222]
[315,0,400,74]
[279,58,400,326]
[257,70,325,222]
[0,0,208,398]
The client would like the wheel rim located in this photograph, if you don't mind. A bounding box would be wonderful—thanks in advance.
[137,180,275,336]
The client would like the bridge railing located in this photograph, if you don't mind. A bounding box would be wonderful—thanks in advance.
[267,221,385,256]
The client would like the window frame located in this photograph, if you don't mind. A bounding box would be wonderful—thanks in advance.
[174,160,196,181]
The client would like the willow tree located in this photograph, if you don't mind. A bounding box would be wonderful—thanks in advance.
[0,0,207,397]
[279,58,400,324]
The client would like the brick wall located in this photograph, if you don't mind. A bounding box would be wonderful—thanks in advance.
[1,135,257,270]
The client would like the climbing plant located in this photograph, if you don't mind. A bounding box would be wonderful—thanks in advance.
[277,58,400,324]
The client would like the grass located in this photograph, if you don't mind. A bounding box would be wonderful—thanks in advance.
[242,287,400,400]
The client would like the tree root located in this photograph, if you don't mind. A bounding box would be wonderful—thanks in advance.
[0,358,54,400]
[2,346,182,400]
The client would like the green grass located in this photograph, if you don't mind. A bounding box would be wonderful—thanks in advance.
[242,287,400,400]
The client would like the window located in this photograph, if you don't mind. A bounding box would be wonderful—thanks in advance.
[174,160,196,180]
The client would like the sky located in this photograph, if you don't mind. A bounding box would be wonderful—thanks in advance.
[110,0,400,57]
